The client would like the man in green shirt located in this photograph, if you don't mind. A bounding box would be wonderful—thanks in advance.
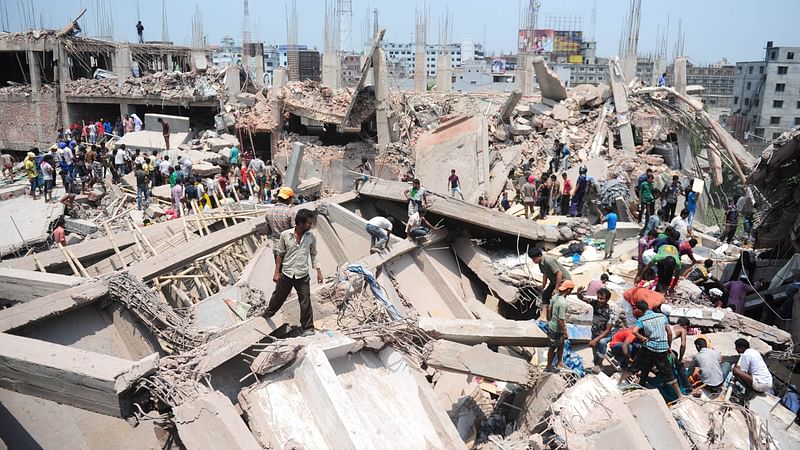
[529,247,572,320]
[546,280,575,372]
[639,173,655,222]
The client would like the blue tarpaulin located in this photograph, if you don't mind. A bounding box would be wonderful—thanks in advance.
[347,264,402,320]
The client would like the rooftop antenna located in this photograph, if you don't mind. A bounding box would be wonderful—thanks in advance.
[589,0,597,41]
[161,0,169,42]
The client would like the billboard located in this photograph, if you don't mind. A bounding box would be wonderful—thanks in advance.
[554,31,583,57]
[518,29,554,54]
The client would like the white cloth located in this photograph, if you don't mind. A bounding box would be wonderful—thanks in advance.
[738,348,772,388]
[367,216,393,232]
[131,114,143,132]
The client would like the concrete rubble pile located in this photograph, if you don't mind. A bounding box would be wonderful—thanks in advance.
[3,27,800,450]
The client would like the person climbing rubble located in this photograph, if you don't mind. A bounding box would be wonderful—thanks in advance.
[528,247,572,321]
[405,207,435,243]
[365,215,393,253]
[353,157,373,192]
[632,301,683,400]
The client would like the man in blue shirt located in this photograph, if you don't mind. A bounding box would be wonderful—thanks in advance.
[658,72,667,87]
[602,210,618,259]
[685,189,698,226]
[632,301,683,399]
[570,166,590,217]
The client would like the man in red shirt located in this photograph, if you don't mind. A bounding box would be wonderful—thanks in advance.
[609,327,641,383]
[96,120,105,143]
[560,172,572,215]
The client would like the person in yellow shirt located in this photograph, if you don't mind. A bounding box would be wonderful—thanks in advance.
[24,152,38,199]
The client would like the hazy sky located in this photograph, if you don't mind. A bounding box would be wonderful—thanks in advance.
[6,0,800,65]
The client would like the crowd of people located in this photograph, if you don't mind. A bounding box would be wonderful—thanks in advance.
[528,245,774,401]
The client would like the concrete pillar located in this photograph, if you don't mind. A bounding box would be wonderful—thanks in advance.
[435,49,451,92]
[322,52,341,89]
[273,68,288,89]
[499,90,522,123]
[674,57,694,173]
[516,54,533,96]
[27,50,45,146]
[114,44,132,81]
[224,66,241,98]
[373,48,391,151]
[285,142,305,189]
[414,46,426,92]
[55,43,71,132]
[254,53,265,87]
[166,54,174,72]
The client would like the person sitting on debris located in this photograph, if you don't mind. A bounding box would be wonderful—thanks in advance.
[171,177,184,216]
[724,274,757,315]
[403,178,428,217]
[632,301,683,399]
[447,169,464,200]
[733,338,773,394]
[686,338,729,394]
[528,247,573,321]
[406,207,435,243]
[52,219,67,247]
[353,157,373,192]
[609,327,642,384]
[366,216,393,253]
[578,287,615,369]
[569,165,590,217]
[521,175,536,219]
[560,172,571,216]
[546,280,575,372]
[262,187,295,260]
[266,208,323,336]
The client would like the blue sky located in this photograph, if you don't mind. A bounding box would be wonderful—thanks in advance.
[5,0,799,65]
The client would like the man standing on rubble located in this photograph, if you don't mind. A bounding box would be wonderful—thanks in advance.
[601,209,618,259]
[560,172,571,215]
[136,21,144,43]
[447,169,464,200]
[664,175,681,221]
[528,247,572,321]
[403,178,428,217]
[632,301,683,399]
[522,175,536,219]
[639,173,656,222]
[266,209,323,336]
[723,197,740,244]
[569,165,590,217]
[263,187,295,261]
[135,163,150,210]
[546,280,574,372]
[158,118,171,150]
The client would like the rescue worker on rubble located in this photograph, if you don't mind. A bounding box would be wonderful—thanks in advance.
[545,280,575,372]
[632,301,683,399]
[403,178,428,217]
[569,165,589,217]
[528,247,572,321]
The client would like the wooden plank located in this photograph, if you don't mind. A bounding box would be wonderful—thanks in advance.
[0,267,85,303]
[424,340,532,384]
[0,333,158,417]
[418,317,547,347]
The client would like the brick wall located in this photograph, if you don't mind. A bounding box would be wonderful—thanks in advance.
[0,91,58,151]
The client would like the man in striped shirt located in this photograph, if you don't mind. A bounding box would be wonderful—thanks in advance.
[632,301,683,399]
[263,187,295,260]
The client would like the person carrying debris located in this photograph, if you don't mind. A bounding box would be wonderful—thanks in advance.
[403,178,428,217]
[732,338,773,394]
[559,172,571,215]
[366,216,393,253]
[632,301,683,399]
[521,175,536,219]
[136,21,144,43]
[528,247,572,321]
[545,280,574,372]
[447,169,464,200]
[157,118,171,150]
[405,208,435,243]
[263,187,295,260]
[266,209,323,336]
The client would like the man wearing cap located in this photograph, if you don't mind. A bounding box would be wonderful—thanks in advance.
[546,280,574,372]
[263,187,295,261]
[528,247,572,321]
[266,208,323,335]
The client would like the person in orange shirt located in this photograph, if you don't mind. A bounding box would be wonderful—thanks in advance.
[623,286,665,311]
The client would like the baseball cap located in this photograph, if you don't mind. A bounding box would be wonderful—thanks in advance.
[277,187,294,200]
[558,280,575,291]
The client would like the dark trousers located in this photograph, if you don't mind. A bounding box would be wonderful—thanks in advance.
[266,274,313,330]
[539,195,550,218]
[665,202,677,221]
[560,194,570,215]
[724,224,737,243]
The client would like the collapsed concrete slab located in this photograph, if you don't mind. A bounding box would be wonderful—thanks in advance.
[173,388,262,450]
[0,195,64,257]
[0,332,157,417]
[240,338,464,449]
[418,317,547,347]
[0,267,86,304]
[424,340,532,384]
[532,57,567,103]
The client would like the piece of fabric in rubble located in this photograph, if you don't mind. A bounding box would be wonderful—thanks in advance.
[536,321,586,377]
[347,264,402,320]
[560,242,586,257]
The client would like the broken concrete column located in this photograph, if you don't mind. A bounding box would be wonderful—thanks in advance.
[674,57,694,173]
[418,317,547,346]
[499,89,523,122]
[424,340,532,384]
[608,58,636,154]
[532,57,567,103]
[516,54,533,96]
[372,47,392,151]
[284,142,306,190]
[174,388,262,450]
[322,52,342,89]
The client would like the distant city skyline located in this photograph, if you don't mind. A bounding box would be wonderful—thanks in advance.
[5,0,800,65]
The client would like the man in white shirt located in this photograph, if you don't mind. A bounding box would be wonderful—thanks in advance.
[670,208,692,240]
[733,338,773,393]
[179,156,193,178]
[365,216,393,252]
[159,155,172,184]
